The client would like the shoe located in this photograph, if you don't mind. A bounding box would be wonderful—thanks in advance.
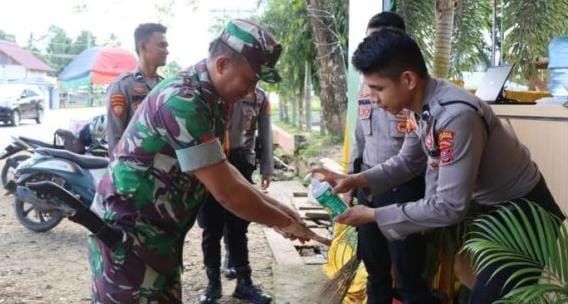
[233,265,272,304]
[198,267,222,304]
[233,282,272,304]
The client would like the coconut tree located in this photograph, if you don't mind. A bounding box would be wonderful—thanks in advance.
[432,0,458,78]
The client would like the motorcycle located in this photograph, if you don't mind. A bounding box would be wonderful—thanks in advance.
[6,147,108,232]
[0,115,108,189]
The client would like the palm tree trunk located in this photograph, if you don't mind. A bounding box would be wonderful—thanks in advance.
[433,0,458,78]
[307,0,348,136]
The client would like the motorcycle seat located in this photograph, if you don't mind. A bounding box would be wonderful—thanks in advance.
[19,136,63,149]
[35,148,109,169]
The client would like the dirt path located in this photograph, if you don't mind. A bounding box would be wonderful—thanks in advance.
[0,194,274,304]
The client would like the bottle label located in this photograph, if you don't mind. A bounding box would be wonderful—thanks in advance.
[316,188,347,219]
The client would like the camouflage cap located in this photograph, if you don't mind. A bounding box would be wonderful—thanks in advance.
[219,19,282,83]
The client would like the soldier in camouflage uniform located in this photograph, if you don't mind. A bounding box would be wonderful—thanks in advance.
[198,87,274,304]
[88,19,312,304]
[105,23,168,152]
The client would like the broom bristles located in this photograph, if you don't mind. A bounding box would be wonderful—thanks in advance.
[318,256,361,304]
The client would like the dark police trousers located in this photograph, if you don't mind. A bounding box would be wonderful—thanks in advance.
[469,176,565,304]
[198,150,256,269]
[357,175,438,304]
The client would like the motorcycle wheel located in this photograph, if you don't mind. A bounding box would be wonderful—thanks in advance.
[1,154,30,189]
[14,198,64,232]
[13,175,64,232]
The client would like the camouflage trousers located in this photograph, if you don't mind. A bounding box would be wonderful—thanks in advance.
[88,235,183,304]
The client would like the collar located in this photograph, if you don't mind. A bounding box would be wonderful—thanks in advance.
[184,59,221,109]
[133,67,163,82]
[420,78,440,121]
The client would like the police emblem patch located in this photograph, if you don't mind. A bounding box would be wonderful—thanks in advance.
[438,130,455,165]
[358,99,372,119]
[111,94,126,117]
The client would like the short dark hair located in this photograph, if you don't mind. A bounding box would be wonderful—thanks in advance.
[367,12,406,31]
[208,38,242,59]
[134,23,167,54]
[352,28,428,80]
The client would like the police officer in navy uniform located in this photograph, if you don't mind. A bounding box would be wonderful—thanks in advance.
[312,29,564,303]
[198,87,274,304]
[347,12,438,304]
[105,23,168,152]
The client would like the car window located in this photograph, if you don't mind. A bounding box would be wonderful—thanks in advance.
[25,89,38,97]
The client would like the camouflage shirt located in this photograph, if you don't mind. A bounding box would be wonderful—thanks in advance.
[92,59,227,275]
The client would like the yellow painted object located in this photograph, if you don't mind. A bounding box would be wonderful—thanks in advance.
[323,223,368,303]
[504,90,551,102]
[465,89,551,103]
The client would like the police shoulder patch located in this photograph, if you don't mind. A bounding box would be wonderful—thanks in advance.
[111,94,126,117]
[438,130,455,165]
[358,99,372,119]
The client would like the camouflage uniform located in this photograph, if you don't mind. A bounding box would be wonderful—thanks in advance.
[88,19,282,304]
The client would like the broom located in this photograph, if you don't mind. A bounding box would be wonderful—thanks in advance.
[317,224,361,304]
[317,255,361,304]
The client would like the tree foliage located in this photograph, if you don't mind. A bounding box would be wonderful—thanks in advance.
[502,0,568,88]
[449,0,491,79]
[261,0,318,99]
[46,26,74,75]
[260,0,348,134]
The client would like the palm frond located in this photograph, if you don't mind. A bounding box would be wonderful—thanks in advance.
[449,0,492,79]
[502,0,568,86]
[463,201,568,303]
[396,0,436,69]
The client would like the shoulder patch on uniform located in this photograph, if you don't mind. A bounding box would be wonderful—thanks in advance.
[394,111,409,133]
[396,120,408,133]
[438,130,455,165]
[110,94,126,117]
[405,115,417,133]
[358,99,372,119]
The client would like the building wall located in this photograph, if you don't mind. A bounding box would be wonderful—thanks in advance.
[0,64,26,81]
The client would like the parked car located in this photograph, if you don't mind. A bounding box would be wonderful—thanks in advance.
[0,84,44,126]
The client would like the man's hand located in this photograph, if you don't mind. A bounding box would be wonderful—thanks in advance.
[261,175,271,190]
[277,220,312,243]
[342,192,354,207]
[310,166,365,194]
[335,205,376,226]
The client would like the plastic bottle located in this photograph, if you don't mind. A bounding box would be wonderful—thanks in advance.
[310,177,347,220]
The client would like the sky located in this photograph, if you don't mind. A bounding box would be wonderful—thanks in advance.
[0,0,261,68]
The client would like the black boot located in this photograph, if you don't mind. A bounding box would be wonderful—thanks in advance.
[232,265,272,304]
[199,267,222,304]
[223,252,237,280]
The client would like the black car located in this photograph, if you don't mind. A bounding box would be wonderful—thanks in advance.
[0,84,44,126]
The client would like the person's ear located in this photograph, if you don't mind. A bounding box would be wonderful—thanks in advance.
[138,41,146,54]
[215,56,232,76]
[401,71,418,91]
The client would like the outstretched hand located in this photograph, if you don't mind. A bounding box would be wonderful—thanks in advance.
[335,205,376,226]
[309,166,364,194]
